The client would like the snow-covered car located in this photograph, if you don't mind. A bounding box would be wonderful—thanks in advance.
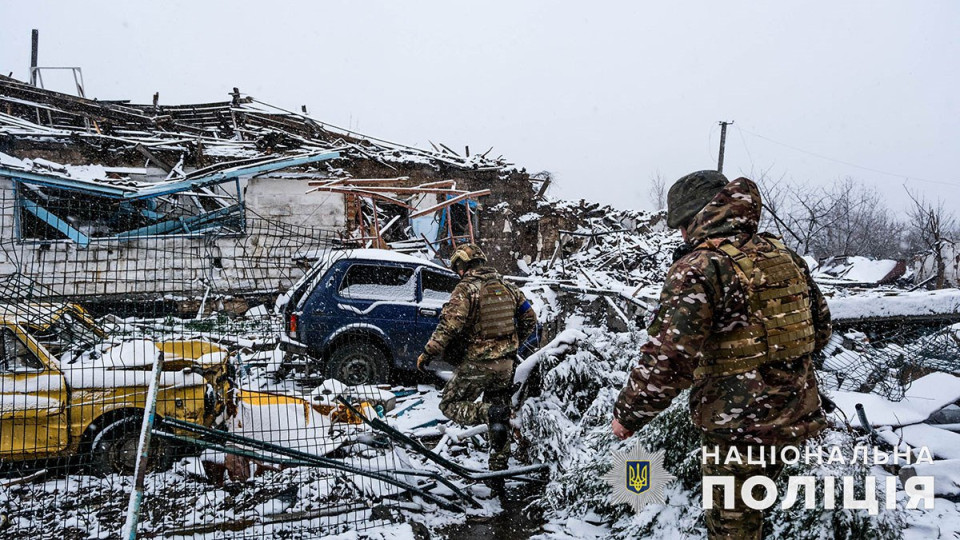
[279,249,461,385]
[0,303,234,474]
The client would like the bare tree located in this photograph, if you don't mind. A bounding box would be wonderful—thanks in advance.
[906,188,956,289]
[811,178,892,258]
[758,175,906,260]
[648,171,666,210]
[753,169,817,252]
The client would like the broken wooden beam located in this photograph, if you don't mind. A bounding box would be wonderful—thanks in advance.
[304,186,414,209]
[535,177,551,199]
[135,142,175,172]
[408,189,492,219]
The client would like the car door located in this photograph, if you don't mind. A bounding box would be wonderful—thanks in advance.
[333,262,421,366]
[413,267,461,360]
[0,323,69,459]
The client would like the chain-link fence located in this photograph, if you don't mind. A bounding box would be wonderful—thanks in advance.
[819,322,960,401]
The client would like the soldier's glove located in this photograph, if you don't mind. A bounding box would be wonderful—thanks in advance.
[417,353,435,372]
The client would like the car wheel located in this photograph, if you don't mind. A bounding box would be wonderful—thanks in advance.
[90,416,168,476]
[325,341,389,385]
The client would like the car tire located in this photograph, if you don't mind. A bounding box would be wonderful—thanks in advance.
[90,416,169,476]
[325,341,390,385]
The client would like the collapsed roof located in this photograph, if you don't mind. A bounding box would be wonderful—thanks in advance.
[0,75,544,259]
[0,74,512,173]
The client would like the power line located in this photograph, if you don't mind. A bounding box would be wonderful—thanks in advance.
[735,125,755,172]
[737,126,959,188]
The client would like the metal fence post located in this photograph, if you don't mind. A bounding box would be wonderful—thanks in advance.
[121,351,166,539]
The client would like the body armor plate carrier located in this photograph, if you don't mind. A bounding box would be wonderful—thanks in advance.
[475,277,518,340]
[693,235,815,379]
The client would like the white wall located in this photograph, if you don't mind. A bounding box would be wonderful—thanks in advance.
[0,176,347,300]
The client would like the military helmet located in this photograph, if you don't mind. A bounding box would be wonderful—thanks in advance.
[666,170,729,229]
[450,243,487,273]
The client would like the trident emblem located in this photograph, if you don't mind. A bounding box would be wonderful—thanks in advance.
[626,460,650,494]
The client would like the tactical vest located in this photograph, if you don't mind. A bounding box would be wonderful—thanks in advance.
[693,235,816,379]
[474,276,518,341]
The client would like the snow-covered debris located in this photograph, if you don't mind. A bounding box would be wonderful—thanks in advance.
[895,424,960,460]
[309,378,397,411]
[828,288,960,322]
[815,256,907,286]
[514,328,587,388]
[900,459,960,497]
[828,372,960,428]
[245,304,269,318]
[226,395,342,458]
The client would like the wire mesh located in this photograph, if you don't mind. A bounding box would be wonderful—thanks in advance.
[0,177,462,538]
[819,323,960,401]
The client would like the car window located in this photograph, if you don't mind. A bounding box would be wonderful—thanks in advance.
[339,264,416,302]
[421,270,459,301]
[0,328,44,373]
[32,312,102,355]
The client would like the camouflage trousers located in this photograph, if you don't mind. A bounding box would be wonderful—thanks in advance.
[702,439,784,540]
[439,357,514,470]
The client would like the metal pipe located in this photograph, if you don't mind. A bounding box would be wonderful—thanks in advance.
[159,417,466,511]
[120,352,165,540]
[335,397,549,481]
[30,30,38,86]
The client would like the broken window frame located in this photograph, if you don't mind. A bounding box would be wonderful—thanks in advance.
[11,177,247,245]
[2,150,342,247]
[337,263,417,302]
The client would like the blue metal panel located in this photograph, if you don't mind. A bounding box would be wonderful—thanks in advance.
[0,150,341,201]
[19,198,90,246]
[114,203,242,238]
[5,172,131,198]
[126,151,341,199]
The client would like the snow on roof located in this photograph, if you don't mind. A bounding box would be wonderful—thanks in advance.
[0,74,513,172]
[279,248,451,312]
[815,256,906,285]
[344,249,449,271]
[828,288,960,322]
[0,149,341,199]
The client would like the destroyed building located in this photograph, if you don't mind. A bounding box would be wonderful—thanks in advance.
[0,75,553,308]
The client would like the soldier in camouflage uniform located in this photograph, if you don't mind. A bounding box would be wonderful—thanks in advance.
[611,171,832,539]
[417,244,538,473]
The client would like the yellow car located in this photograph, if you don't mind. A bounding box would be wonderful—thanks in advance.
[0,303,233,474]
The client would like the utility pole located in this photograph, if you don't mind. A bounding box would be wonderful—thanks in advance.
[30,29,39,86]
[717,120,734,173]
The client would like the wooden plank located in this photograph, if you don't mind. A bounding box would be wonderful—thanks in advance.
[305,185,414,209]
[309,185,469,195]
[418,179,457,189]
[535,177,551,199]
[135,143,175,172]
[408,190,491,219]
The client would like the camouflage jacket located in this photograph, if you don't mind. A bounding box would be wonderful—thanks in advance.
[614,177,831,445]
[424,266,537,363]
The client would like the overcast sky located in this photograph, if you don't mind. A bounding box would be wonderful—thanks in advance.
[2,1,958,214]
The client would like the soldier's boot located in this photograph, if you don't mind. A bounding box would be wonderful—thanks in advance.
[485,404,512,496]
[487,404,511,452]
